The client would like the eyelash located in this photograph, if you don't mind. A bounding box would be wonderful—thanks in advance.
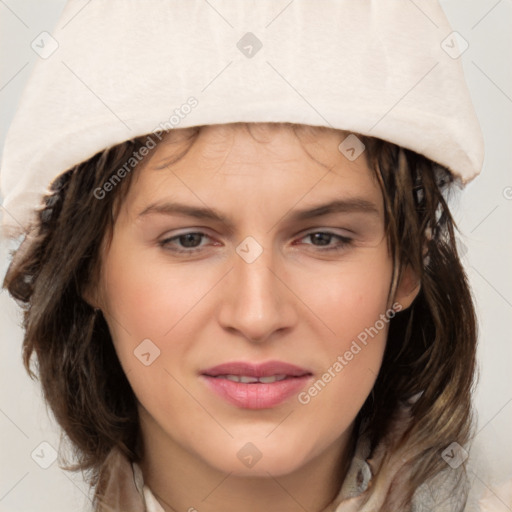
[158,231,353,255]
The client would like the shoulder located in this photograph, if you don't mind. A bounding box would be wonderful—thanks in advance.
[331,398,471,511]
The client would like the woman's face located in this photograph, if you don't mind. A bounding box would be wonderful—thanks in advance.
[96,124,416,477]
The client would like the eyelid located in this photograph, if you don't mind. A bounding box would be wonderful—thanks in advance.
[296,226,356,238]
[158,230,216,248]
[158,226,354,243]
[294,230,353,248]
[158,228,355,255]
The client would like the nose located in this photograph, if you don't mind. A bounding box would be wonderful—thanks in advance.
[216,242,298,344]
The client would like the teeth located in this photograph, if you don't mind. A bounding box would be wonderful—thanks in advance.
[259,374,287,383]
[219,374,289,383]
[239,375,260,383]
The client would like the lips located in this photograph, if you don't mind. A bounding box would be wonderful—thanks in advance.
[200,361,313,409]
[202,361,311,378]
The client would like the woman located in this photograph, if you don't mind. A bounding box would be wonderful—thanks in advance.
[1,1,484,511]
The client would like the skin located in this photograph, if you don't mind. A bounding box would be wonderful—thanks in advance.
[90,123,419,512]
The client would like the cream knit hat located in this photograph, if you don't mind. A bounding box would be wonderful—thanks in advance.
[0,0,484,237]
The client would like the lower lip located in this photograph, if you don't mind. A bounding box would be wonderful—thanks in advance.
[201,375,312,409]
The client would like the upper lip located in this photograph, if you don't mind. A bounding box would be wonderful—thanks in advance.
[201,360,312,378]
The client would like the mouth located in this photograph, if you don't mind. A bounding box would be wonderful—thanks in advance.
[200,361,313,409]
[208,374,291,384]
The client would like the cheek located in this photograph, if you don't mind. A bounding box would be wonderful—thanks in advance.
[99,239,227,405]
[305,247,393,343]
[100,240,208,342]
[294,250,392,423]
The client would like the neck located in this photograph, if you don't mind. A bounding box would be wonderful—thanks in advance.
[139,410,356,512]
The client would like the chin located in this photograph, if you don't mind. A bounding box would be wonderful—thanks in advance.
[199,439,314,478]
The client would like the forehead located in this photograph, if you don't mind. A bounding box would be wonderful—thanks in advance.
[122,123,381,217]
[152,124,363,175]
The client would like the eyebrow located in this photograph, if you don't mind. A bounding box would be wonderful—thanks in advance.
[137,198,380,229]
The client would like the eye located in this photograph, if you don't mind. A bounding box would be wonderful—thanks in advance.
[296,231,353,252]
[158,230,353,255]
[159,232,213,254]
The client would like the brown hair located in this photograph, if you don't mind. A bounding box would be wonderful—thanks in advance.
[3,123,477,510]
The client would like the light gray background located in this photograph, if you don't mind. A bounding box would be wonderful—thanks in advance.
[0,1,511,511]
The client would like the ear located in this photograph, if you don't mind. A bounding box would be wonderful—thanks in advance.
[81,278,103,311]
[393,264,421,311]
[81,245,106,311]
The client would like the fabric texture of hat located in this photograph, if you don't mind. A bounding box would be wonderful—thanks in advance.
[0,0,484,237]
